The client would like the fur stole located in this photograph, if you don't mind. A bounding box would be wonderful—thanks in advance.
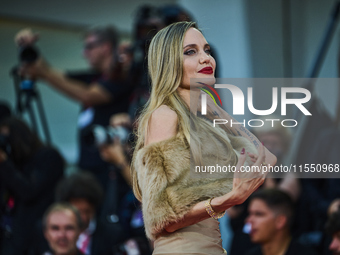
[134,132,257,240]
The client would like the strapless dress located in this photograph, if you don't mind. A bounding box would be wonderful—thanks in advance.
[153,218,227,255]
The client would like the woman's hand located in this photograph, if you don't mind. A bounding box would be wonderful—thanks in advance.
[247,152,258,163]
[230,144,267,205]
[165,145,267,234]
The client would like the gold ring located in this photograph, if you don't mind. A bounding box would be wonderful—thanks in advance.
[262,162,267,166]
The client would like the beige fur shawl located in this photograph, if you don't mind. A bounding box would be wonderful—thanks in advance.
[134,132,256,240]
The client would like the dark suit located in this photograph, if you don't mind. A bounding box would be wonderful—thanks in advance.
[90,220,126,255]
[0,147,64,255]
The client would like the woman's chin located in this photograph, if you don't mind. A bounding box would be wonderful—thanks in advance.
[204,77,216,86]
[190,77,216,88]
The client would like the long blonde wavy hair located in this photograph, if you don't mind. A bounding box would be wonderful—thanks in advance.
[131,21,238,201]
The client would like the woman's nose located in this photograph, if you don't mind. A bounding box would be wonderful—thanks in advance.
[199,51,211,64]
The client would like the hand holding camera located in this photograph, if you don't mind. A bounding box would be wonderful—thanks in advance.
[98,113,131,164]
[96,113,133,185]
[15,28,39,47]
[19,58,50,80]
[14,28,50,80]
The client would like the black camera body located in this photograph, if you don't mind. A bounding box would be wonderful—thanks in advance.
[17,46,40,91]
[19,45,39,63]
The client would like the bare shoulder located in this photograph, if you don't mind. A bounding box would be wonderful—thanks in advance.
[152,105,177,119]
[145,105,178,146]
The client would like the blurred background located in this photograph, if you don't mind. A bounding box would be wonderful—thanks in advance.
[0,0,339,164]
[1,1,340,254]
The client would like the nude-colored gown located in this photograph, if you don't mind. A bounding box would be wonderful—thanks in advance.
[145,115,252,254]
[153,218,227,255]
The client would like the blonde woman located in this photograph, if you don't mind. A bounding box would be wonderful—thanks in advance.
[132,21,277,254]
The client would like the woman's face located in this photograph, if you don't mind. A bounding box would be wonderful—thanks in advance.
[181,27,216,89]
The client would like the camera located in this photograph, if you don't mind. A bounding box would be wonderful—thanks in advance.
[0,134,11,155]
[16,46,40,91]
[83,125,130,147]
[19,45,39,63]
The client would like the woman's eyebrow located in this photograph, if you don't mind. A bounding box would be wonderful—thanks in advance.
[183,44,197,49]
[183,43,210,49]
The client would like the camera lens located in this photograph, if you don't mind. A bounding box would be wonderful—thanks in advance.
[19,46,39,63]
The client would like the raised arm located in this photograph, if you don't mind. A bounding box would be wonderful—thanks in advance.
[20,59,112,106]
[164,143,266,233]
[15,28,111,106]
[206,98,277,167]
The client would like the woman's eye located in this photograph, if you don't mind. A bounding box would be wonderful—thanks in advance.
[205,49,212,55]
[184,49,196,55]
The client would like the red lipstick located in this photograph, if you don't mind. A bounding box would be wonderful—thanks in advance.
[198,67,213,74]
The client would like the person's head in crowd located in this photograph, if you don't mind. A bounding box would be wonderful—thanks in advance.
[132,5,193,60]
[43,203,83,255]
[159,4,193,26]
[134,5,164,43]
[118,41,134,74]
[326,211,340,255]
[246,189,295,245]
[252,115,291,165]
[0,117,42,166]
[83,25,119,73]
[55,172,103,230]
[329,199,340,216]
[0,102,11,121]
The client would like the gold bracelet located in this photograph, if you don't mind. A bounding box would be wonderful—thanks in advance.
[205,197,225,220]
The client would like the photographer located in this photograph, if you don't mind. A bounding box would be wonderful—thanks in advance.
[0,117,64,255]
[97,112,133,224]
[99,113,133,186]
[99,113,152,254]
[15,26,134,195]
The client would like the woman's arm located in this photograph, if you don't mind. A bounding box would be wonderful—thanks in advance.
[165,143,266,233]
[146,106,266,233]
[165,194,235,233]
[207,99,277,166]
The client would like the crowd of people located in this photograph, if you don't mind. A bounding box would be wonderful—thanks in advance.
[0,4,340,255]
